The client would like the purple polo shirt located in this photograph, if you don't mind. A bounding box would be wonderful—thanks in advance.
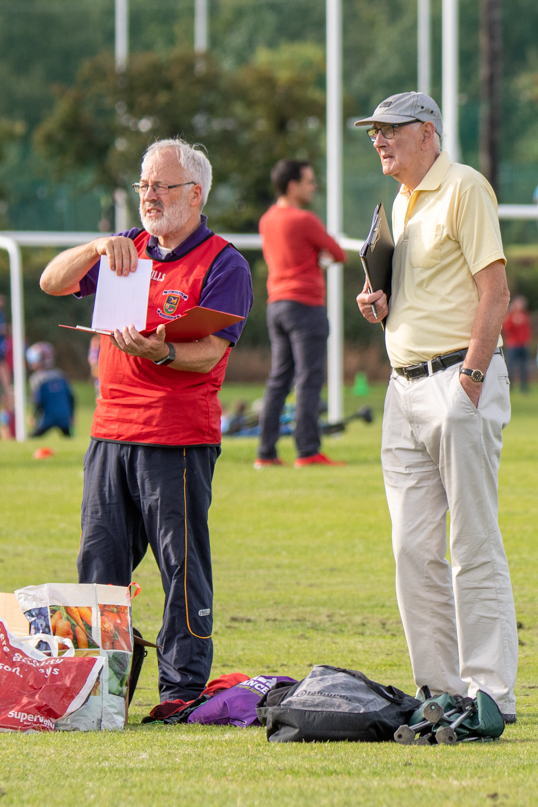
[77,216,253,345]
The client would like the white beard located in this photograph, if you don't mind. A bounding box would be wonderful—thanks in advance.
[139,195,191,237]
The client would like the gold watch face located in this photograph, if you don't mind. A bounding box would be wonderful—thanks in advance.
[470,369,484,382]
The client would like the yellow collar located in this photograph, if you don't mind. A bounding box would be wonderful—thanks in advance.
[398,150,452,199]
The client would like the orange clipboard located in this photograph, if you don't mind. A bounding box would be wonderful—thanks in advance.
[59,306,244,343]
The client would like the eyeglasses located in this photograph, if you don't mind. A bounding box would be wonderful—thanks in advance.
[366,120,420,142]
[132,181,196,195]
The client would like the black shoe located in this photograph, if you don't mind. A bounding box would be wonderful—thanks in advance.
[501,713,517,724]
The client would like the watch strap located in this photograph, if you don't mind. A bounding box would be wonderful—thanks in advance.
[460,367,484,382]
[153,342,175,366]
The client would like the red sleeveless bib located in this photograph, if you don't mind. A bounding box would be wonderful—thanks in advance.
[91,231,232,446]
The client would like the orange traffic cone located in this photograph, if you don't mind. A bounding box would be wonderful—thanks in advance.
[33,447,56,460]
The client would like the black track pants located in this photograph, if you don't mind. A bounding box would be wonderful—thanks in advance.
[78,439,220,702]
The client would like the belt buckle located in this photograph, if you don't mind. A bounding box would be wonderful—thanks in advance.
[403,362,424,380]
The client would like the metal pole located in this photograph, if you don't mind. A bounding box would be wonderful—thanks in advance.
[418,0,431,95]
[442,0,460,161]
[194,0,208,53]
[115,0,128,72]
[326,0,344,424]
[0,236,26,441]
[115,0,128,230]
[114,189,128,233]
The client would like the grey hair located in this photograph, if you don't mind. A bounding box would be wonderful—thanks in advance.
[141,138,213,208]
[434,132,441,153]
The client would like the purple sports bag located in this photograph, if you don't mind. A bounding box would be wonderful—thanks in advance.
[188,675,296,727]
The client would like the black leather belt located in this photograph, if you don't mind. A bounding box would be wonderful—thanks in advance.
[394,349,469,380]
[394,348,503,380]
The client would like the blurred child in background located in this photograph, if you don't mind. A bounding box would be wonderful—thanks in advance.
[0,385,15,440]
[26,342,75,437]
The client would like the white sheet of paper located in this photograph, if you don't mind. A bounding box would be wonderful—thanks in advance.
[91,256,152,332]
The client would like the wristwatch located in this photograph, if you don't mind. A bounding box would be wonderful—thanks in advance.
[153,342,176,366]
[460,367,485,383]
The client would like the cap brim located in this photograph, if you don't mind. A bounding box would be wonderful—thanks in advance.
[354,113,419,127]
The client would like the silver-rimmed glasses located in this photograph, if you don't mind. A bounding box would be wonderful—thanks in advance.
[132,181,196,195]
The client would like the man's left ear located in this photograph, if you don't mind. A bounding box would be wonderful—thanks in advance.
[190,184,204,207]
[422,122,435,147]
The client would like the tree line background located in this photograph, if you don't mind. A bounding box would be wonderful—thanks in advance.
[1,0,538,379]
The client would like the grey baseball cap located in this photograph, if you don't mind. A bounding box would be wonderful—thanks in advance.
[354,92,443,137]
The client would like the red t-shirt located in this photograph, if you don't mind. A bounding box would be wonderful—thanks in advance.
[259,205,346,307]
[502,309,532,348]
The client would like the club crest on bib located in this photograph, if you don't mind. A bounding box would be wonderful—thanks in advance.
[157,289,189,320]
[162,289,188,315]
[163,294,180,315]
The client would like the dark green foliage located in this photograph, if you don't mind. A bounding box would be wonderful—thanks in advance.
[2,0,538,230]
[0,119,26,222]
[504,246,538,311]
[34,43,328,233]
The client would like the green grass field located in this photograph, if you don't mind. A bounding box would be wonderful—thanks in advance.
[0,381,537,807]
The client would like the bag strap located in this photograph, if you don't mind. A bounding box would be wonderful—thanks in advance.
[16,633,75,658]
[320,666,410,705]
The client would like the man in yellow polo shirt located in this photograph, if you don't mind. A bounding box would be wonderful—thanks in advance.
[355,92,517,723]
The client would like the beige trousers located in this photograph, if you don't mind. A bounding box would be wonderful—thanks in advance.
[381,353,517,713]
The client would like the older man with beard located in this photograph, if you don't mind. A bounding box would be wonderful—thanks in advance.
[40,139,253,704]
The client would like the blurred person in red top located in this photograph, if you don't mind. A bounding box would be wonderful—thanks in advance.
[256,159,347,469]
[502,295,532,392]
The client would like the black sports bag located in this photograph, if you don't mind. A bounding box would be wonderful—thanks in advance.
[256,665,420,743]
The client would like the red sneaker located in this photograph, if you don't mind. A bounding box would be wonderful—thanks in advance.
[253,458,287,469]
[294,453,346,468]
